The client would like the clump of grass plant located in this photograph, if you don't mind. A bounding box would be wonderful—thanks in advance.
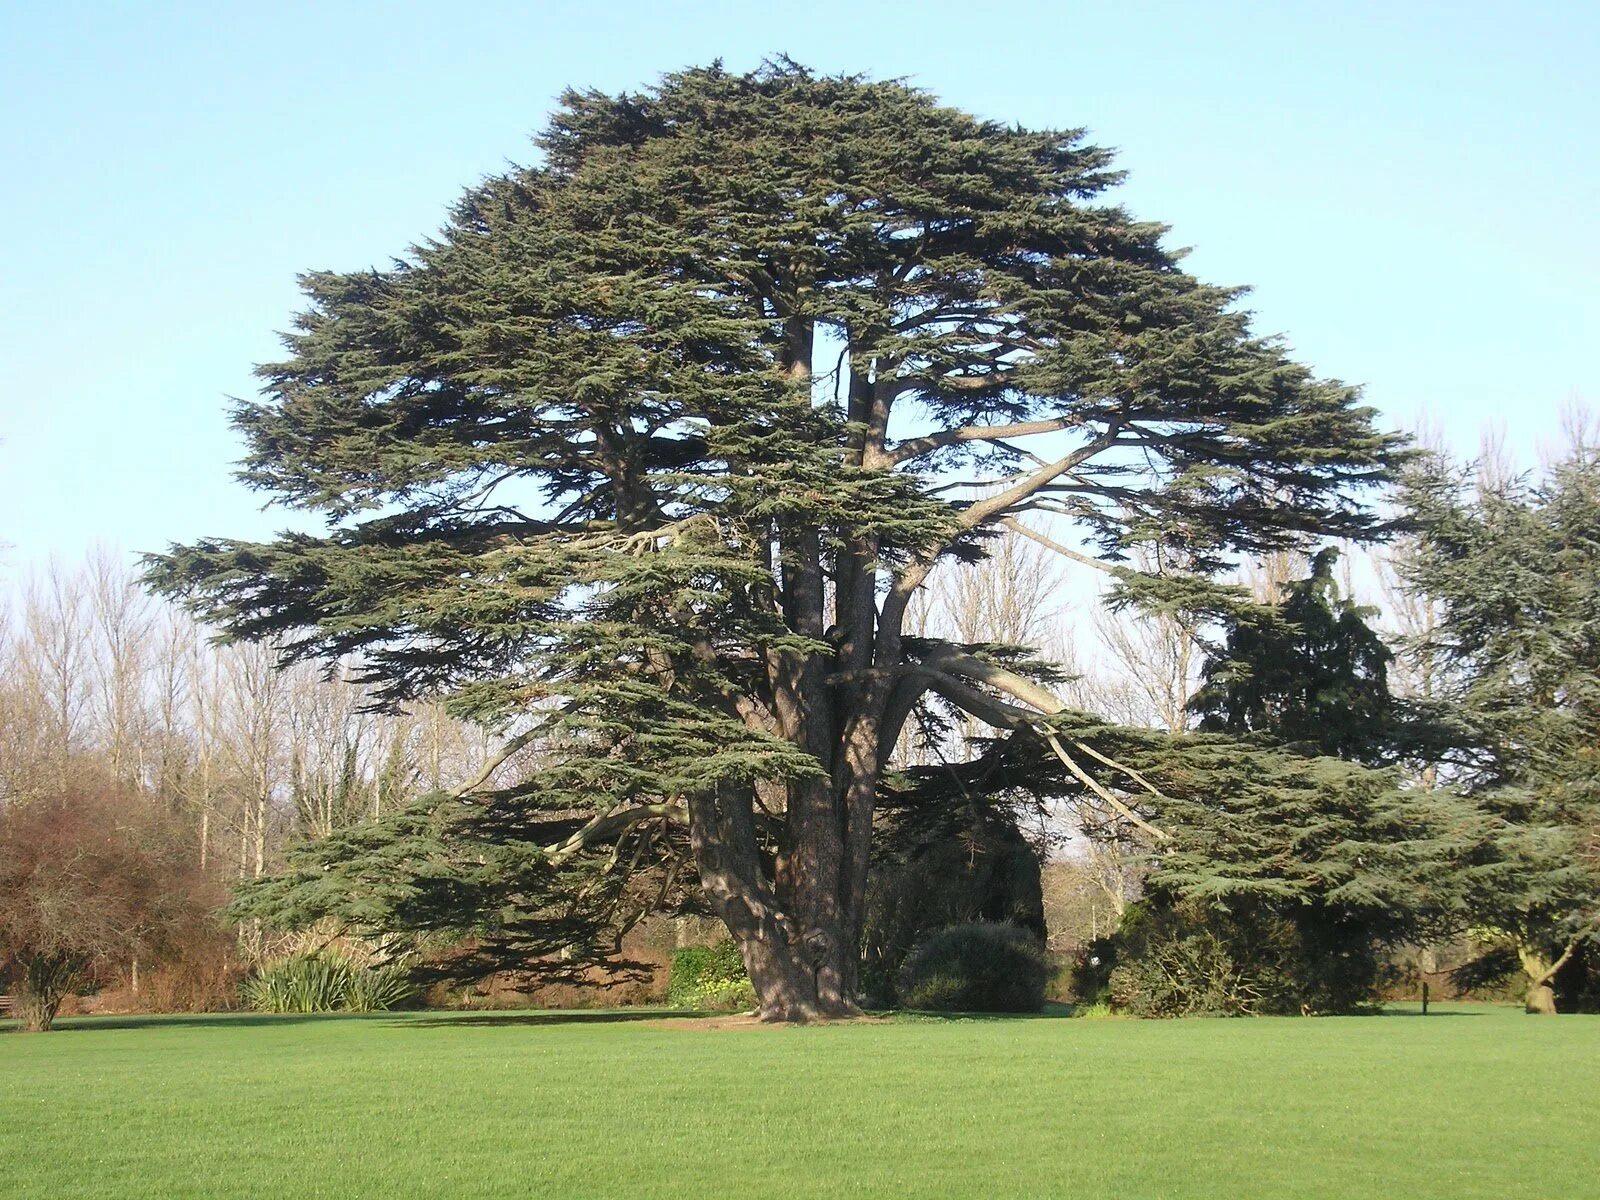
[241,954,415,1014]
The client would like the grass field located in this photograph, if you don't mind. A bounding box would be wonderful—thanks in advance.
[2,1003,1595,1198]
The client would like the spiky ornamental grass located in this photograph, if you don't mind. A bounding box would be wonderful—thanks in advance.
[150,60,1409,1020]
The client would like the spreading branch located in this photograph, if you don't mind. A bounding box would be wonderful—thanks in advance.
[541,802,688,865]
[883,417,1084,467]
[1000,517,1118,576]
[1042,731,1171,843]
[915,648,1171,840]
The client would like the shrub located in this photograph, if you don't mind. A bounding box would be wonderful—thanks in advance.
[898,922,1047,1013]
[1,784,223,1031]
[241,954,415,1013]
[1088,901,1380,1018]
[1107,926,1252,1018]
[667,941,755,1010]
[242,955,352,1013]
[860,809,1046,1007]
[136,936,246,1014]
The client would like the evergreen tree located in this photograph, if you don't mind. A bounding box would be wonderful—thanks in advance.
[1190,548,1397,762]
[1399,443,1600,1013]
[1074,549,1459,1012]
[892,708,1470,1013]
[149,61,1402,1019]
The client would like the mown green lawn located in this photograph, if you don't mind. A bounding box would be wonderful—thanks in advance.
[2,1003,1594,1198]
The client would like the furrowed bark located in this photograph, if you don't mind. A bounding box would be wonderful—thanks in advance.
[686,784,822,1021]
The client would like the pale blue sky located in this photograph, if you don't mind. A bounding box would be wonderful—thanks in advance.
[2,0,1596,580]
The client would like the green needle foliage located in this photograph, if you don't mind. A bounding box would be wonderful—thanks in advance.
[1063,556,1476,1014]
[149,60,1403,1020]
[1190,548,1398,763]
[1399,442,1600,1011]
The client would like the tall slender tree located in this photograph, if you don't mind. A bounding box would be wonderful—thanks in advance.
[150,61,1401,1019]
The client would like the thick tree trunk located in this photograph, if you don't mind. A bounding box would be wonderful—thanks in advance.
[750,312,865,1018]
[704,319,917,1020]
[687,785,849,1021]
[834,689,890,1001]
[1524,983,1557,1015]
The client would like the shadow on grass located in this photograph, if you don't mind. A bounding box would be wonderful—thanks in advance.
[397,1008,707,1029]
[898,1002,1493,1021]
[14,1012,379,1033]
[403,1002,1088,1028]
[891,1001,1078,1022]
[11,1001,1493,1035]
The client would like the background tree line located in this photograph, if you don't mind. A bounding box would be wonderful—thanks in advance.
[0,552,523,1027]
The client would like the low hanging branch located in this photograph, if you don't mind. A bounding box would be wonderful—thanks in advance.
[916,648,1172,841]
[1041,730,1171,844]
[1069,738,1168,806]
[540,802,688,865]
[450,725,547,798]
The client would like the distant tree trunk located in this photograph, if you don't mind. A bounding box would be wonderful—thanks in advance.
[1524,981,1557,1016]
[16,992,62,1033]
[88,549,155,789]
[1518,939,1580,1015]
[16,955,76,1033]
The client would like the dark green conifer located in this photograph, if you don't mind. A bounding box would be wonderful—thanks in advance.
[1190,549,1396,762]
[1399,444,1600,1012]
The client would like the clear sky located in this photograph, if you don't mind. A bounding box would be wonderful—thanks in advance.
[2,0,1596,581]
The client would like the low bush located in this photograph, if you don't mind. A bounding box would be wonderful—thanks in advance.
[1107,925,1252,1018]
[1072,1000,1116,1019]
[898,922,1047,1013]
[131,922,247,1013]
[241,956,351,1013]
[666,941,755,1011]
[860,809,1047,1007]
[1081,901,1381,1018]
[241,954,416,1014]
